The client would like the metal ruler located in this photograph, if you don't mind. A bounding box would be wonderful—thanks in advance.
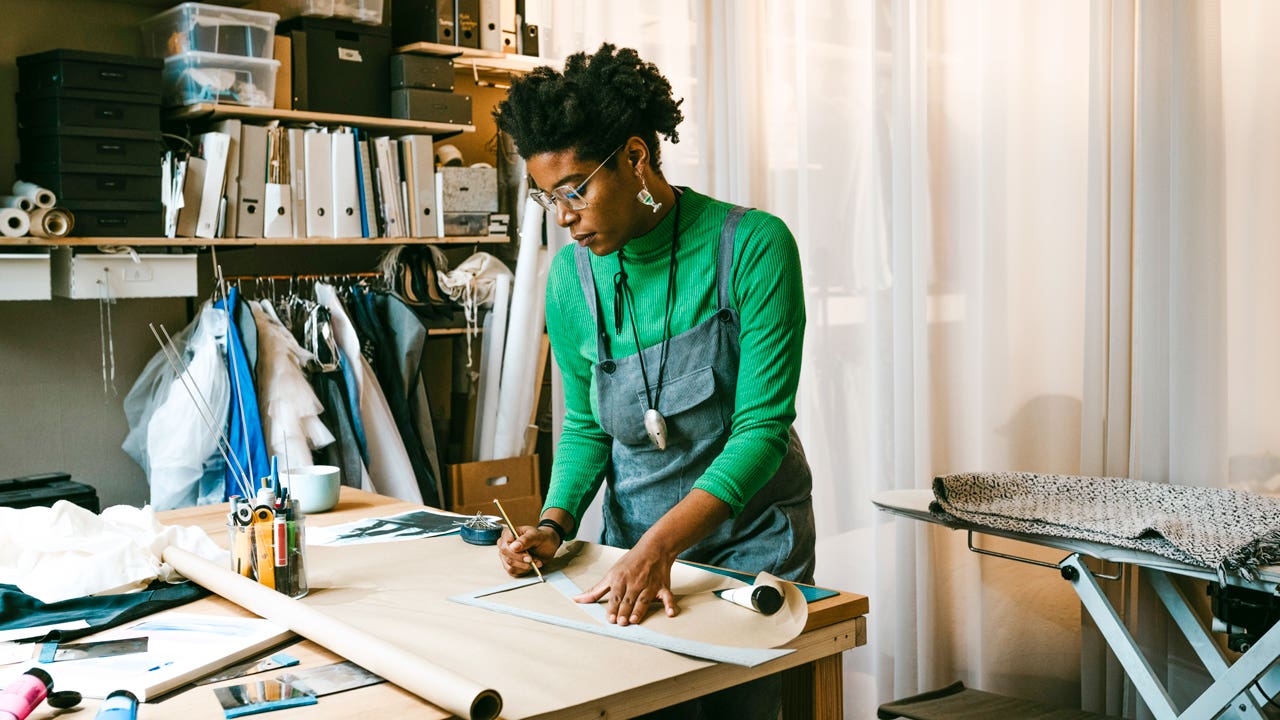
[450,571,792,668]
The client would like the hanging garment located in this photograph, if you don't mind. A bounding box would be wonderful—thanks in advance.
[438,252,513,361]
[236,296,258,373]
[372,291,444,486]
[316,283,423,503]
[123,318,195,478]
[575,208,816,583]
[215,286,270,500]
[143,304,233,510]
[249,302,335,471]
[349,287,441,507]
[310,366,371,490]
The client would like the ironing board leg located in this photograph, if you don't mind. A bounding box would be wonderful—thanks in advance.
[1062,554,1180,719]
[1146,570,1268,719]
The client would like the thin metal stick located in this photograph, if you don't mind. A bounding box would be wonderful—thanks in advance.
[148,323,252,498]
[157,323,255,498]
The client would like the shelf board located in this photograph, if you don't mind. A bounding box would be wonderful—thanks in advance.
[0,236,506,247]
[166,104,476,138]
[396,42,555,74]
[426,327,472,336]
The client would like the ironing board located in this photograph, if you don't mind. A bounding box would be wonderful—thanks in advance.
[873,489,1280,720]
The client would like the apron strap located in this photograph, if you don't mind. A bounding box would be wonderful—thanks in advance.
[718,206,750,310]
[574,244,612,362]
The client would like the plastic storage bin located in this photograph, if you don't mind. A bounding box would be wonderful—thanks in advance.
[162,52,279,108]
[251,0,382,25]
[141,2,279,59]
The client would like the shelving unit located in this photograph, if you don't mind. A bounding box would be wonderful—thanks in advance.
[396,42,555,75]
[0,235,502,247]
[166,103,475,139]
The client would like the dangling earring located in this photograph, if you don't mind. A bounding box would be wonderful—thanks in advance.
[637,176,663,213]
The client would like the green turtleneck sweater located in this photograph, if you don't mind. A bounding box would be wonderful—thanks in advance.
[543,188,805,529]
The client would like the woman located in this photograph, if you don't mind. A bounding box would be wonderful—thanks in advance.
[495,43,814,715]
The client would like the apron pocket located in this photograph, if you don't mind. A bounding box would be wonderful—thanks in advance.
[633,365,725,448]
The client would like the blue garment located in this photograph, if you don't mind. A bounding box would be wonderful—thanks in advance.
[215,287,270,499]
[337,347,369,463]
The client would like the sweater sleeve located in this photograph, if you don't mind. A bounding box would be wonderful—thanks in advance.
[690,213,805,514]
[541,247,613,532]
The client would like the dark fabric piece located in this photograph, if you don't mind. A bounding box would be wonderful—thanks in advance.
[236,295,258,373]
[349,287,440,505]
[878,682,1119,720]
[0,581,208,643]
[310,369,366,489]
[372,291,444,502]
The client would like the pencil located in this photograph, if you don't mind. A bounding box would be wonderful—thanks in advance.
[494,499,544,583]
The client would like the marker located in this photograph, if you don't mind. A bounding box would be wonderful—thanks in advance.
[0,667,53,720]
[93,690,138,720]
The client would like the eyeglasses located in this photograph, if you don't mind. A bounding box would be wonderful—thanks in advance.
[529,143,624,213]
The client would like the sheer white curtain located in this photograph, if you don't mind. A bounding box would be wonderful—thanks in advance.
[542,1,1280,717]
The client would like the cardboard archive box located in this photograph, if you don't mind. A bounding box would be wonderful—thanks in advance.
[449,455,542,526]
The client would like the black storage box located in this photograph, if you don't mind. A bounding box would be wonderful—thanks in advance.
[17,49,162,98]
[391,0,451,46]
[281,17,390,117]
[391,88,472,124]
[63,201,165,237]
[17,89,162,133]
[390,54,454,92]
[20,127,164,168]
[0,472,99,513]
[19,163,162,202]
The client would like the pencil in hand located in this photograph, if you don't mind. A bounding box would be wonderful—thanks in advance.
[494,499,544,583]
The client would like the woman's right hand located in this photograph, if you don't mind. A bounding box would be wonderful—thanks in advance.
[497,524,561,577]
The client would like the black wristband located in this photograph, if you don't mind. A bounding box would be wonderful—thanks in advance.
[537,518,567,544]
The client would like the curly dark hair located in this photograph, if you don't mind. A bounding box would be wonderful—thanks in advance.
[494,43,684,171]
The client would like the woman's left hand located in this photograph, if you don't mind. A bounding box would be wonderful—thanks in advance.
[573,540,679,626]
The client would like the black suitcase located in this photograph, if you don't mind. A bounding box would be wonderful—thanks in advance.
[0,472,100,513]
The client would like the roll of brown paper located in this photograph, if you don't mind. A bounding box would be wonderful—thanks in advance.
[28,208,74,238]
[162,547,502,720]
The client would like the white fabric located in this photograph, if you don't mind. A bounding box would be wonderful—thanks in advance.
[0,501,223,604]
[475,276,510,461]
[437,252,514,363]
[147,305,233,510]
[315,283,423,504]
[249,301,335,471]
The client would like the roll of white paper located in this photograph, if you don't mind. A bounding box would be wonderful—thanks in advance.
[28,207,74,238]
[716,577,785,615]
[476,275,511,461]
[12,181,56,209]
[1,195,34,212]
[492,200,549,459]
[0,208,30,238]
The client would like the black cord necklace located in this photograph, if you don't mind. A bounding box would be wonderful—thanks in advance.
[613,193,680,450]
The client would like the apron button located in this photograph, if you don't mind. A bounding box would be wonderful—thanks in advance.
[601,360,617,374]
[717,308,732,322]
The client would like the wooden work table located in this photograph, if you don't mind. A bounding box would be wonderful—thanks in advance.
[45,488,868,719]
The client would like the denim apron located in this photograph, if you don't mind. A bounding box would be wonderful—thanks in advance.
[574,206,816,583]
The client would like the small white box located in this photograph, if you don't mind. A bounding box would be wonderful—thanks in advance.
[51,249,198,299]
[0,253,52,301]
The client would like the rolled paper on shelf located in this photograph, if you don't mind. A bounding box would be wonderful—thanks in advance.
[1,195,35,212]
[12,181,56,209]
[0,208,30,238]
[28,207,75,238]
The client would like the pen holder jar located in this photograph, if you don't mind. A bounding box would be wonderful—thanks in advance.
[228,517,308,599]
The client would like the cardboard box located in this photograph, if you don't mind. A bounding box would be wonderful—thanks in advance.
[274,35,292,110]
[449,455,541,525]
